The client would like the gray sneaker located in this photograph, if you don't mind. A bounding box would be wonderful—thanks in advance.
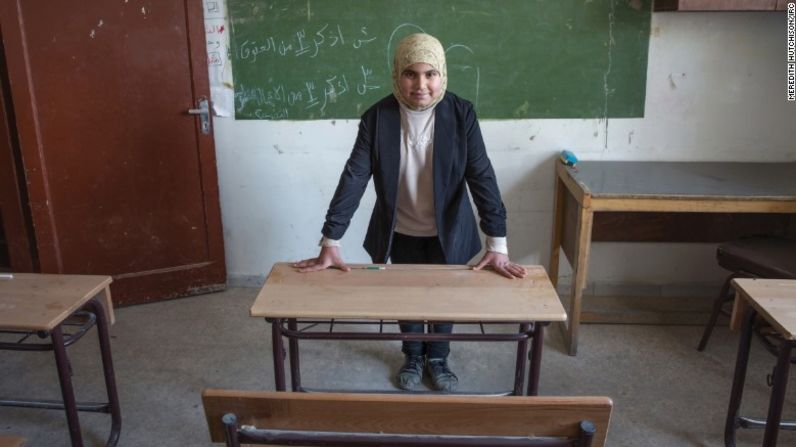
[427,357,458,392]
[396,354,424,390]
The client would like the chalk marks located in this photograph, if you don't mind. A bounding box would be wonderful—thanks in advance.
[231,20,481,119]
[235,23,377,62]
[234,64,382,119]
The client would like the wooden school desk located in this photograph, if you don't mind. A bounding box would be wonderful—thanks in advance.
[549,161,796,355]
[725,279,796,447]
[251,263,567,396]
[0,274,121,447]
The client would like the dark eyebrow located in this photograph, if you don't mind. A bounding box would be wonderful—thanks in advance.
[401,68,438,76]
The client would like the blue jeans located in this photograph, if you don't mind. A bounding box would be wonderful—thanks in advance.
[390,232,452,359]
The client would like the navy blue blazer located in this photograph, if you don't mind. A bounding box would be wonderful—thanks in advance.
[321,92,507,264]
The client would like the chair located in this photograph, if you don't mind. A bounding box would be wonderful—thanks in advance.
[697,236,796,352]
[202,389,613,447]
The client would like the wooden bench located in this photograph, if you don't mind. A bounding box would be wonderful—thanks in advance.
[0,436,27,447]
[203,390,613,446]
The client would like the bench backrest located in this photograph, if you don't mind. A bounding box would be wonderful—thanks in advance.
[203,390,612,447]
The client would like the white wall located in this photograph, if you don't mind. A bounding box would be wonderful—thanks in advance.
[213,12,796,291]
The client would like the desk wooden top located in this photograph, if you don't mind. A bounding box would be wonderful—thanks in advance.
[0,273,113,331]
[251,263,567,322]
[732,278,796,341]
[560,161,796,201]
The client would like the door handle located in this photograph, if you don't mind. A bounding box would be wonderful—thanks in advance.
[187,98,211,135]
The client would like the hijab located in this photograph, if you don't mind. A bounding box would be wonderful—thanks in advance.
[391,33,447,111]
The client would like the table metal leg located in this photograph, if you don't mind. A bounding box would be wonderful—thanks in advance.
[762,340,793,447]
[724,309,756,447]
[288,319,301,391]
[270,320,550,395]
[86,298,122,447]
[51,326,84,447]
[527,322,545,396]
[512,323,530,396]
[270,318,286,391]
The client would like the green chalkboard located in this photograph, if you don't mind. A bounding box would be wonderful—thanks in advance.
[228,0,651,120]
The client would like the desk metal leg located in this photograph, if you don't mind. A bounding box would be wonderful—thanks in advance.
[725,309,756,447]
[270,318,286,391]
[288,319,301,391]
[527,322,545,396]
[762,340,793,447]
[86,298,122,447]
[51,326,84,447]
[512,323,530,396]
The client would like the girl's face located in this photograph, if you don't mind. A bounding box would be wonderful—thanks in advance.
[398,63,442,109]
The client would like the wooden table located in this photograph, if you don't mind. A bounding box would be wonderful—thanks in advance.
[725,278,796,447]
[549,161,796,355]
[0,273,121,447]
[251,263,566,396]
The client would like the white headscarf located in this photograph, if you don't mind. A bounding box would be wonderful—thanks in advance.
[392,33,447,111]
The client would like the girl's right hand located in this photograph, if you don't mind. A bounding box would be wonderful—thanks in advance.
[293,246,350,272]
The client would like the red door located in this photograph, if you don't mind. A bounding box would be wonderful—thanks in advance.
[0,0,226,305]
[0,47,36,273]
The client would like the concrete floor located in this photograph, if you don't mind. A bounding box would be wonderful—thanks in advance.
[1,286,795,446]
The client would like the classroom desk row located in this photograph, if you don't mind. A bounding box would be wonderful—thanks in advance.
[4,267,796,446]
[0,263,565,447]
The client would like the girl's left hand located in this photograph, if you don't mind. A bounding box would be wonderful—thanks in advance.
[473,252,527,279]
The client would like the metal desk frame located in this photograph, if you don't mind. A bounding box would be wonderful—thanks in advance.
[0,292,121,447]
[725,310,796,446]
[265,318,548,396]
[724,278,796,446]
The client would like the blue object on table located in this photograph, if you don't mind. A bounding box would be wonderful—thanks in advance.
[560,150,578,167]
